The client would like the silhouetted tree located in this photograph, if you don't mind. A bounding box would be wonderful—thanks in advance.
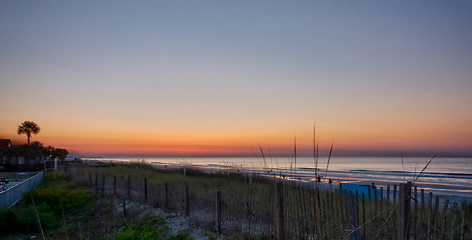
[52,148,69,161]
[17,121,40,145]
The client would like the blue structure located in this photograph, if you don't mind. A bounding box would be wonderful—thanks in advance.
[340,182,380,199]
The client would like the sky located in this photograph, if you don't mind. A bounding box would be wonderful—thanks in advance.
[1,1,471,157]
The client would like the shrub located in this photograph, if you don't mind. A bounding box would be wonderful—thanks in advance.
[115,215,169,240]
[0,202,57,236]
[0,208,17,234]
[23,188,91,214]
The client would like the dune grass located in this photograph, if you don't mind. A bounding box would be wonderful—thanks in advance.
[63,161,472,239]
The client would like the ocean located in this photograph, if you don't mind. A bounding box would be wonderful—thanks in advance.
[83,156,472,202]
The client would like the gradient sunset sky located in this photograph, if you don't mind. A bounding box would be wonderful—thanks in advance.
[1,1,471,157]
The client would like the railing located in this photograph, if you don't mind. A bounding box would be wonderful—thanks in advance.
[0,171,43,209]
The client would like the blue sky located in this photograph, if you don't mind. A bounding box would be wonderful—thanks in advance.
[1,1,471,156]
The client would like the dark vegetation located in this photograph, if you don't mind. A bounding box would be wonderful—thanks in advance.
[1,121,68,166]
[0,172,89,238]
[2,162,472,239]
[0,141,69,161]
[0,171,195,240]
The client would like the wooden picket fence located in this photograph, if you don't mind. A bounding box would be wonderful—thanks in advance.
[63,165,472,240]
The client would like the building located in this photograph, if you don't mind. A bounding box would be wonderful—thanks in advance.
[0,139,46,172]
[0,139,12,148]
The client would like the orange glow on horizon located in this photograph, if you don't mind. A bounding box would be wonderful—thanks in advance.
[2,119,470,157]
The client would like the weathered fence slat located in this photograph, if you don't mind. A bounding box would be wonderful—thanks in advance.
[393,184,397,240]
[101,173,105,195]
[216,190,222,234]
[427,192,433,240]
[355,190,360,240]
[460,201,466,240]
[184,184,189,217]
[374,187,378,232]
[380,187,384,238]
[95,172,98,194]
[420,189,425,240]
[362,192,366,239]
[368,186,372,238]
[127,175,131,200]
[275,182,284,240]
[398,182,411,240]
[449,202,457,240]
[433,195,440,240]
[440,199,449,240]
[387,185,391,239]
[122,198,126,217]
[144,177,147,202]
[414,186,417,240]
[164,182,169,208]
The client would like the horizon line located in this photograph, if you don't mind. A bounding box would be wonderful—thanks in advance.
[77,152,472,158]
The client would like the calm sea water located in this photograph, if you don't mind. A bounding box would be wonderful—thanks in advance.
[85,156,472,201]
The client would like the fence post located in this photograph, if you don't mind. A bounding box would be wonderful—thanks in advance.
[362,192,366,239]
[368,186,372,235]
[123,198,126,217]
[433,196,440,240]
[355,190,360,240]
[440,199,449,240]
[413,186,417,240]
[450,202,458,240]
[164,182,169,208]
[127,175,131,200]
[184,185,189,217]
[374,187,378,231]
[216,190,221,234]
[102,173,105,195]
[460,201,465,240]
[380,187,384,238]
[275,182,285,240]
[393,184,397,239]
[427,192,433,240]
[113,176,116,195]
[420,189,425,240]
[144,178,148,202]
[95,172,98,194]
[398,182,412,240]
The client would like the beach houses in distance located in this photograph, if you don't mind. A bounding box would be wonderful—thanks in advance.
[0,139,12,148]
[0,139,62,172]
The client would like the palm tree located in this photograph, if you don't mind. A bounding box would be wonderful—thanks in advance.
[17,121,41,145]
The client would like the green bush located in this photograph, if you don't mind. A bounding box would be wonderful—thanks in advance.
[23,188,91,214]
[115,215,169,240]
[0,202,57,236]
[0,208,17,234]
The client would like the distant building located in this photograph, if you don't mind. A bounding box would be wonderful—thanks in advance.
[0,139,12,148]
[0,139,47,171]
